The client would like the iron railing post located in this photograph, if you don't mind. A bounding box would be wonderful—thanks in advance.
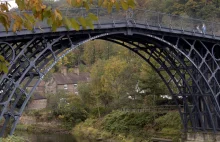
[97,8,100,27]
[212,17,215,37]
[145,10,149,28]
[181,17,184,32]
[169,13,172,30]
[157,11,160,28]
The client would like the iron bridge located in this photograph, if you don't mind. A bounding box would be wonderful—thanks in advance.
[0,8,220,136]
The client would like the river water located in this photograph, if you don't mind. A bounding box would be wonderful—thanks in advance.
[15,131,93,142]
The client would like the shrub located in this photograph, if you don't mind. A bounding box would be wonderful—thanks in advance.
[154,111,181,130]
[102,111,157,137]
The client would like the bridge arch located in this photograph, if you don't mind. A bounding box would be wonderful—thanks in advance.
[0,28,219,136]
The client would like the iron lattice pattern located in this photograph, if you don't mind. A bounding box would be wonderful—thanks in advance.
[0,33,101,136]
[0,8,219,136]
[105,32,220,132]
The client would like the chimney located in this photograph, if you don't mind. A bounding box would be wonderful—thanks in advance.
[73,67,79,75]
[61,66,67,76]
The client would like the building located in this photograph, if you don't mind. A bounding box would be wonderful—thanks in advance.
[24,79,47,110]
[25,78,46,94]
[27,93,47,110]
[25,67,89,110]
[45,67,90,94]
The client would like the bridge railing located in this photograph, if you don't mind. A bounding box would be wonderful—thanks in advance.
[59,8,220,37]
[119,105,183,113]
[2,8,220,38]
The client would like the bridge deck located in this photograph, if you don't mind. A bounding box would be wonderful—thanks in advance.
[0,9,219,42]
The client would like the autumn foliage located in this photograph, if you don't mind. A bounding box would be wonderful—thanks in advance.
[0,0,136,32]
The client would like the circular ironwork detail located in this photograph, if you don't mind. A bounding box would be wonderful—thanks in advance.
[0,42,15,64]
[212,44,220,61]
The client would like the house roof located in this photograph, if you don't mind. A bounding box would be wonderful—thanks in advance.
[53,72,89,85]
[23,78,45,87]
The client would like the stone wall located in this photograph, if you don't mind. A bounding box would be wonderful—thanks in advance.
[185,132,220,142]
[45,78,57,94]
[28,99,47,110]
[19,116,36,125]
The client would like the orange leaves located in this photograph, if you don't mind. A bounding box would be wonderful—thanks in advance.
[54,9,63,21]
[67,0,72,5]
[0,0,136,32]
[11,13,23,32]
[0,3,9,12]
[41,4,46,9]
[0,2,11,32]
[10,12,37,32]
[0,12,10,32]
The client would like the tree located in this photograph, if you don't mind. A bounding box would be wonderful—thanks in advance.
[78,82,96,107]
[82,40,117,65]
[138,62,169,98]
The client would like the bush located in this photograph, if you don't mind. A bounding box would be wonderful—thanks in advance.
[89,107,112,118]
[154,111,182,140]
[52,93,88,128]
[101,111,158,137]
[154,111,181,130]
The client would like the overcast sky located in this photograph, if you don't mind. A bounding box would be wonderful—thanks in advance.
[2,0,17,9]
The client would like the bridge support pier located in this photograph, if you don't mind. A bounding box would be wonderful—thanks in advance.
[184,132,220,142]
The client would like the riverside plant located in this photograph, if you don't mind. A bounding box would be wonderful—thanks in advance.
[0,135,26,142]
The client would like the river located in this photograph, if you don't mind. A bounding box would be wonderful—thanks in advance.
[15,131,95,142]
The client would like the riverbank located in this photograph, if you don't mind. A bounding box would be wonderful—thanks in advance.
[16,110,72,134]
[73,124,141,142]
[16,123,71,134]
[72,111,182,142]
[15,110,182,142]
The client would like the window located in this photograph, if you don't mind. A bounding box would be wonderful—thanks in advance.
[73,84,78,89]
[64,84,68,90]
[73,84,78,94]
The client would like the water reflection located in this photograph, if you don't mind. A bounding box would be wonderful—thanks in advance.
[15,131,77,142]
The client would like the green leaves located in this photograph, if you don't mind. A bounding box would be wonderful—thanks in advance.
[70,18,80,30]
[127,0,136,9]
[62,13,98,31]
[63,17,72,30]
[0,55,8,74]
[88,13,98,21]
[77,17,87,29]
[85,17,94,29]
[120,0,129,10]
[98,0,103,6]
[115,1,120,10]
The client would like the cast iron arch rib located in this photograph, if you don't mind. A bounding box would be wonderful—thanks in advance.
[0,33,111,136]
[104,36,209,131]
[0,24,219,136]
[105,33,220,131]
